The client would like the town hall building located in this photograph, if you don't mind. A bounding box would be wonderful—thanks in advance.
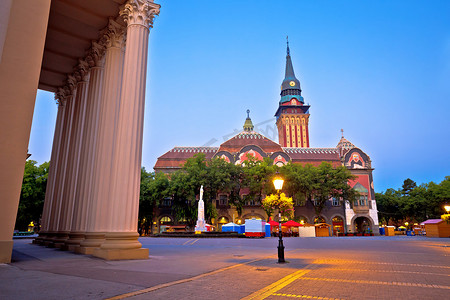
[154,42,379,235]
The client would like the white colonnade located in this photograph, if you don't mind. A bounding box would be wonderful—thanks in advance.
[35,0,159,260]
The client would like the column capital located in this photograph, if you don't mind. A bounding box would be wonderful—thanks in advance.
[67,74,77,92]
[55,86,72,106]
[120,0,160,29]
[74,59,90,81]
[103,18,126,49]
[86,41,106,68]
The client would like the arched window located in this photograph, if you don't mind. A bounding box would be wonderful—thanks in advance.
[314,216,326,224]
[160,216,172,224]
[332,216,344,235]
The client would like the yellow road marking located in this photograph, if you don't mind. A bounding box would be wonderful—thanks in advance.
[272,293,345,300]
[106,256,271,300]
[189,238,200,245]
[241,268,312,300]
[324,267,450,277]
[313,259,450,269]
[296,277,450,289]
[181,239,193,245]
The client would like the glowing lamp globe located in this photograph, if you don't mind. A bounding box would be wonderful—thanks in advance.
[273,178,284,191]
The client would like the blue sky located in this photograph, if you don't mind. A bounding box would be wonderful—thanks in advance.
[31,0,450,192]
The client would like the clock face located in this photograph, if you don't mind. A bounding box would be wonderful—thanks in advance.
[289,81,295,86]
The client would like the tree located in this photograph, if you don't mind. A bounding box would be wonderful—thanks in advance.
[281,162,356,217]
[241,155,276,206]
[16,160,49,231]
[376,176,450,225]
[310,162,357,217]
[401,178,417,195]
[375,188,403,225]
[261,193,294,220]
[139,168,169,235]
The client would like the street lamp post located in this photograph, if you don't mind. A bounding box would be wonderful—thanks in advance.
[273,175,285,263]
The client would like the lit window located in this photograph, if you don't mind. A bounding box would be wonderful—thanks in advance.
[332,197,339,206]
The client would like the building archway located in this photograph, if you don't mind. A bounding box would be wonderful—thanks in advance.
[295,215,308,225]
[354,216,372,234]
[217,216,229,231]
[331,216,344,236]
[314,215,327,224]
[158,215,173,233]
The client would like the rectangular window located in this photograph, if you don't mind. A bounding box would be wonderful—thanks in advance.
[359,195,368,206]
[353,200,358,206]
[162,197,172,207]
[332,197,339,206]
[219,195,228,206]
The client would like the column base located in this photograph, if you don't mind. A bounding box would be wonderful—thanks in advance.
[92,248,149,260]
[75,232,105,255]
[43,231,57,247]
[0,240,13,263]
[92,232,148,260]
[62,232,85,251]
[53,231,70,249]
[33,232,47,245]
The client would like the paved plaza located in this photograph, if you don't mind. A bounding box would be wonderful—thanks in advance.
[1,236,449,299]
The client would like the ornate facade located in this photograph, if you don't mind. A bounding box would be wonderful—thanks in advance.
[154,43,379,235]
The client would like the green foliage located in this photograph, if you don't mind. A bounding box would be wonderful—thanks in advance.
[281,162,357,216]
[16,160,49,231]
[241,155,277,207]
[139,167,169,232]
[376,177,450,225]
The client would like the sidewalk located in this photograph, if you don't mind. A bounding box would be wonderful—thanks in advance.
[1,236,449,299]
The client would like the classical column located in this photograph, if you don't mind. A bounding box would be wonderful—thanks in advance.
[43,87,76,246]
[93,0,160,260]
[34,91,68,245]
[63,65,89,250]
[56,68,95,249]
[69,44,107,254]
[77,19,125,254]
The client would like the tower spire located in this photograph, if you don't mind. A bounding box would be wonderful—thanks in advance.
[279,38,303,104]
[286,35,290,56]
[275,40,311,148]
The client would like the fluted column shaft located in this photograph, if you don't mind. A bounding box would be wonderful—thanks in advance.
[66,76,89,245]
[36,100,66,243]
[88,22,125,234]
[76,62,103,253]
[54,77,90,247]
[44,94,75,244]
[93,0,159,260]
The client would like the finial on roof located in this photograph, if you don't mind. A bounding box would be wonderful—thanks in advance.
[341,128,344,138]
[286,35,290,56]
[243,109,254,132]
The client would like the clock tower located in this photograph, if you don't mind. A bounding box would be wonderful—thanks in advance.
[275,39,310,148]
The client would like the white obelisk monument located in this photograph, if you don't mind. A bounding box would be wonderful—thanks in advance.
[195,186,207,233]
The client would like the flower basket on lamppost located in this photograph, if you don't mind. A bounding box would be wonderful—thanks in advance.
[442,204,450,224]
[262,174,293,263]
[273,175,285,263]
